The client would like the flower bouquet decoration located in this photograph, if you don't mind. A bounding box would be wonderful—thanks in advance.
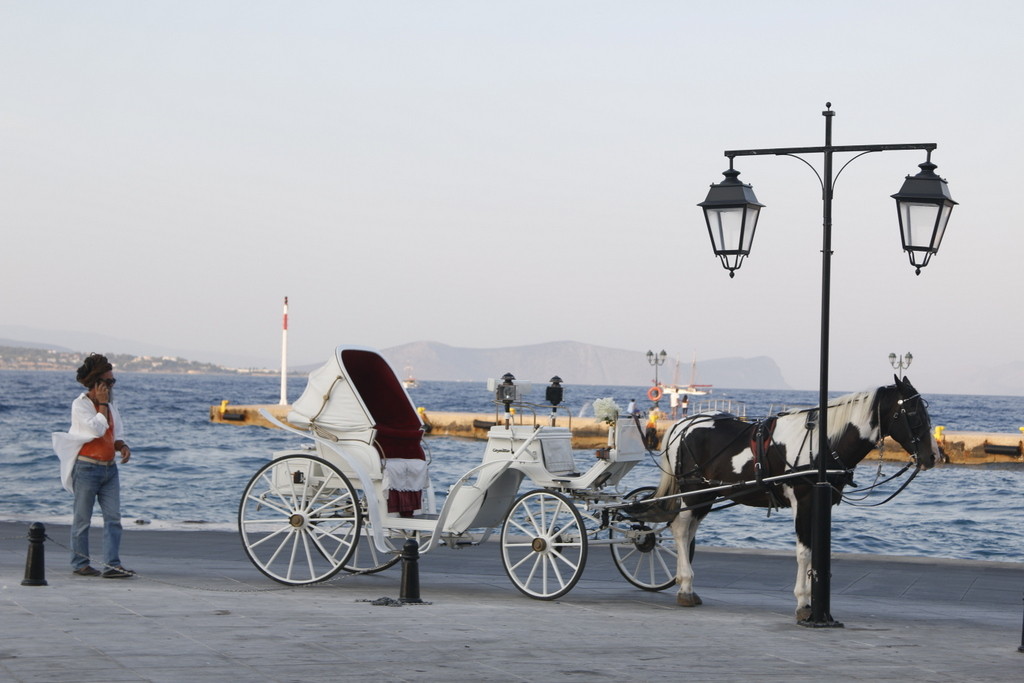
[592,397,620,458]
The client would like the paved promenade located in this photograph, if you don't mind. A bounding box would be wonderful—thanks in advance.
[1,521,1021,682]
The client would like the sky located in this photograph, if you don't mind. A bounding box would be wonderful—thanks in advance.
[1,1,1021,395]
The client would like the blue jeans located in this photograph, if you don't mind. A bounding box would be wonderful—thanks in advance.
[70,460,122,570]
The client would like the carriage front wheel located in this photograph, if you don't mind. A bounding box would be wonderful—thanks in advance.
[239,454,361,585]
[500,489,588,600]
[610,486,679,591]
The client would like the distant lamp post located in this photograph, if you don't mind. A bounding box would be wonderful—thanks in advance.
[889,352,913,379]
[646,349,667,399]
[697,103,955,628]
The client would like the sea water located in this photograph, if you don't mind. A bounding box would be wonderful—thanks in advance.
[1,370,1021,563]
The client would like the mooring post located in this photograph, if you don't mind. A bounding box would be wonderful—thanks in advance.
[1018,594,1024,653]
[21,521,48,586]
[399,539,423,604]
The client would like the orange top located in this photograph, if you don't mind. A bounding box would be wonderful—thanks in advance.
[79,408,115,461]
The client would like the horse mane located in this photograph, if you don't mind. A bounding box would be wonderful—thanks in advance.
[780,387,881,447]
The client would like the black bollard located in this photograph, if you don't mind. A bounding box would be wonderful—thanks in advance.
[22,522,48,586]
[1019,594,1024,653]
[398,539,423,604]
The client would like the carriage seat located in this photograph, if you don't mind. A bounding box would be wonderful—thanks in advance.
[373,424,425,460]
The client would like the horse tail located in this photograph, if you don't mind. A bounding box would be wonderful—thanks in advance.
[653,419,687,498]
[621,419,686,522]
[653,443,676,500]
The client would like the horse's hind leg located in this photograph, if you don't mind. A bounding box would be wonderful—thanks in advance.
[670,511,702,607]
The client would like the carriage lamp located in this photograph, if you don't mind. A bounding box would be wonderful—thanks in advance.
[698,160,764,278]
[546,376,564,426]
[545,376,564,407]
[496,373,517,405]
[891,153,957,275]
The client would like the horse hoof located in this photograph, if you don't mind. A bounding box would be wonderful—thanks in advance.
[676,592,702,607]
[795,605,811,621]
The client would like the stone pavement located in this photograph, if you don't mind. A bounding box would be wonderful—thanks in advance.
[0,521,1021,682]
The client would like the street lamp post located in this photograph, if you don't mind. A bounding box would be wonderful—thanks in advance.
[699,104,955,627]
[889,352,913,380]
[646,349,667,399]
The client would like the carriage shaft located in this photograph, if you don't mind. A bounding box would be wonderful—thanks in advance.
[602,468,851,511]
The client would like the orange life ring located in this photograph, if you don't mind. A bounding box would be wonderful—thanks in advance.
[647,386,663,402]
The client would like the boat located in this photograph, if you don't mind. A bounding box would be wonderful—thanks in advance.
[402,365,418,389]
[665,352,712,397]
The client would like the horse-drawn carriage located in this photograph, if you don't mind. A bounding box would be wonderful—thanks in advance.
[238,345,677,599]
[238,345,937,615]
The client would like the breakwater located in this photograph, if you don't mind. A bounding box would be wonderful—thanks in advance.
[209,403,1024,465]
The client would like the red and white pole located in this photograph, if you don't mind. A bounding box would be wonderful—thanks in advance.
[279,296,288,405]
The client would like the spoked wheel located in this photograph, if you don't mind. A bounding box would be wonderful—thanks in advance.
[501,489,587,600]
[610,486,678,591]
[239,454,361,584]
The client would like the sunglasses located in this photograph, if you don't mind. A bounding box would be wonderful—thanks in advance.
[99,378,117,387]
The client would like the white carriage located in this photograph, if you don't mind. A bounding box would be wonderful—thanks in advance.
[238,346,678,599]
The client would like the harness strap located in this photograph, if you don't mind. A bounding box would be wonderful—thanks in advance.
[748,416,778,484]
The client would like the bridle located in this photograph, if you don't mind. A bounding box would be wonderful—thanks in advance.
[886,386,932,467]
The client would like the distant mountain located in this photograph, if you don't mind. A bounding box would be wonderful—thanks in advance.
[0,324,791,390]
[0,338,74,351]
[381,341,791,390]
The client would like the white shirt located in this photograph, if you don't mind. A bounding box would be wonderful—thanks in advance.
[51,393,126,493]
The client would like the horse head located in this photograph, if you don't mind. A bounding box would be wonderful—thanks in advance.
[883,375,938,470]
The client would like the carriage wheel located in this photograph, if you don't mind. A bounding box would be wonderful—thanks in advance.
[239,454,361,585]
[501,489,588,600]
[610,486,678,591]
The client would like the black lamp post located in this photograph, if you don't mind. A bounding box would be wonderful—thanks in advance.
[889,352,913,380]
[646,349,667,399]
[699,103,954,627]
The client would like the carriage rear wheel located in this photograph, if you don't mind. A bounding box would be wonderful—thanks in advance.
[239,454,361,584]
[500,489,588,600]
[610,486,678,591]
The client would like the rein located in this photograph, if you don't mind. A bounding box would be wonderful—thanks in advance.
[839,464,921,507]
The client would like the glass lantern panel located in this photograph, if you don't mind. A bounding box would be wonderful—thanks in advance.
[741,207,760,252]
[932,203,953,253]
[706,207,747,254]
[899,201,941,250]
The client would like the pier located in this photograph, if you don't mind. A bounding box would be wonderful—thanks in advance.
[209,403,1024,464]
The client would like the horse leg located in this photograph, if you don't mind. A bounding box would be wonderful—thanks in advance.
[671,510,703,606]
[793,497,812,621]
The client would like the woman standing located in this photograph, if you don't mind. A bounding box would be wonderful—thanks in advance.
[54,353,134,578]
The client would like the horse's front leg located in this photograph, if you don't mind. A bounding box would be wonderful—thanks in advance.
[670,510,702,606]
[793,497,812,621]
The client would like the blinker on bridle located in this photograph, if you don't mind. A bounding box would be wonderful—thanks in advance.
[893,391,929,464]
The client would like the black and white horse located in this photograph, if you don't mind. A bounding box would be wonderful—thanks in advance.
[646,376,937,620]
